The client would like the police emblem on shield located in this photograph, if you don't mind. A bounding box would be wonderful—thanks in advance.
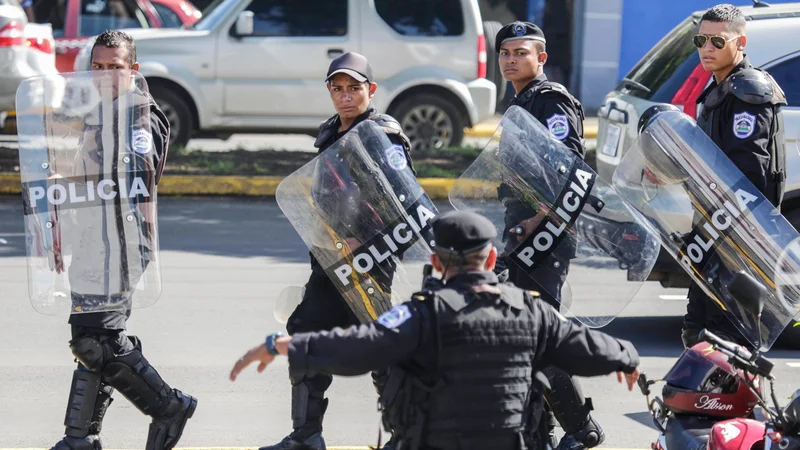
[733,112,755,139]
[546,114,570,141]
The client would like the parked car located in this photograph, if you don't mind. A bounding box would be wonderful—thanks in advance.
[73,0,497,151]
[32,0,164,72]
[594,1,800,346]
[0,0,57,112]
[150,0,200,28]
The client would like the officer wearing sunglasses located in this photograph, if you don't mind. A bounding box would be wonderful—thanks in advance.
[682,4,788,350]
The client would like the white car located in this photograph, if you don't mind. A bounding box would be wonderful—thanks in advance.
[74,0,498,151]
[594,2,800,347]
[0,0,57,113]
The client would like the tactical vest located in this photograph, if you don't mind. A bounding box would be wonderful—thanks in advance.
[697,67,787,209]
[379,284,537,450]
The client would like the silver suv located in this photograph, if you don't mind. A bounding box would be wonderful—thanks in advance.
[74,0,497,150]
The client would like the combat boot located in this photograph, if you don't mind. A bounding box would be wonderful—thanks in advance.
[145,389,198,450]
[260,379,328,450]
[556,416,605,449]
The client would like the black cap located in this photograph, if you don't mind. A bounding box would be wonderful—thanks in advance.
[495,21,546,53]
[325,52,374,83]
[432,210,497,254]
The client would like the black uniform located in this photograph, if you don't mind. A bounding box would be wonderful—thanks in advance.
[52,89,196,450]
[280,104,417,446]
[285,211,640,450]
[494,21,602,450]
[683,55,787,349]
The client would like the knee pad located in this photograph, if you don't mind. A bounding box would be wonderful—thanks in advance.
[542,366,593,434]
[69,337,108,373]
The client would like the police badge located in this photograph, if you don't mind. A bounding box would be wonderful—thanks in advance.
[546,114,570,141]
[733,111,756,139]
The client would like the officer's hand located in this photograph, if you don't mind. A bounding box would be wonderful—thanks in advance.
[616,367,640,392]
[642,167,664,185]
[229,343,274,382]
[510,206,550,240]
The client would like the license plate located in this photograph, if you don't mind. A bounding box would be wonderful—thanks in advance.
[600,123,622,157]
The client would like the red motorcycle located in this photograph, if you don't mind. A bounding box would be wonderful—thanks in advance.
[637,273,800,449]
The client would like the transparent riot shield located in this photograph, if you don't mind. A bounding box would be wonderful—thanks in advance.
[613,109,800,350]
[276,120,438,323]
[17,70,161,316]
[449,106,661,327]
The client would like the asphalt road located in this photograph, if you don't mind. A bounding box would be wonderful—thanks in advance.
[0,197,797,449]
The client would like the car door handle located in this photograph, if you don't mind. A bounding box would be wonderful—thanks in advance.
[604,101,629,124]
[327,48,344,58]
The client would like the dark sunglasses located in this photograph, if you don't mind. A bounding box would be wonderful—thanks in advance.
[693,34,738,49]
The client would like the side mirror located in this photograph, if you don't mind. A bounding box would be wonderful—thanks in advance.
[234,11,254,37]
[730,271,766,318]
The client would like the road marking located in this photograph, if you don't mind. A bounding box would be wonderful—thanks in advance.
[659,295,688,301]
[788,362,800,368]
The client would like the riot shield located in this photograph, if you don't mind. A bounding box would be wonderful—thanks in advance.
[276,120,438,323]
[17,70,161,316]
[613,109,800,350]
[449,106,661,327]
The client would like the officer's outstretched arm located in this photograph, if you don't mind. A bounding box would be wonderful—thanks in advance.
[534,301,640,382]
[230,300,434,381]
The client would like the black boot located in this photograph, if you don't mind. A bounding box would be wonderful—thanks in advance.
[260,377,328,450]
[542,367,605,449]
[51,366,114,450]
[100,338,197,450]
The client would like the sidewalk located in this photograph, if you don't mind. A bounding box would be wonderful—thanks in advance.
[465,116,599,139]
[0,117,600,199]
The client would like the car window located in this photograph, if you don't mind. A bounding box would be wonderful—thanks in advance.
[79,0,150,36]
[245,0,347,37]
[374,0,463,36]
[767,54,800,107]
[33,0,66,37]
[152,2,181,28]
[620,16,700,102]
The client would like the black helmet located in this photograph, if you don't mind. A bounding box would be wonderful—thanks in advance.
[637,104,682,135]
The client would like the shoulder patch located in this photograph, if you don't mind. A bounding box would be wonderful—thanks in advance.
[131,129,152,154]
[547,114,570,141]
[377,304,412,329]
[386,144,408,171]
[733,112,756,139]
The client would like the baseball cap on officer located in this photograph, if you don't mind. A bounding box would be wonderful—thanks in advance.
[326,52,375,83]
[495,21,547,53]
[431,210,497,254]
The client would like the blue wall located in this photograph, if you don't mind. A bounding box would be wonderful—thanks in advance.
[618,0,796,81]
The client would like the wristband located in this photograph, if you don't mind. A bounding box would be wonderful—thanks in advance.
[265,332,285,356]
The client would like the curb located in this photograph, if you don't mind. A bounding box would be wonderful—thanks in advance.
[464,122,599,139]
[0,174,458,200]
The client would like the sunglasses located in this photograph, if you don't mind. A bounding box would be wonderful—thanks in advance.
[693,34,739,49]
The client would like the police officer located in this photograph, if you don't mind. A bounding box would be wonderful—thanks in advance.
[262,51,415,450]
[680,4,785,350]
[230,210,641,450]
[51,30,196,450]
[494,21,604,450]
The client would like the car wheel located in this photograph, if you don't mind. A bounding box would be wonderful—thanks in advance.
[150,85,194,150]
[482,20,507,107]
[390,93,465,152]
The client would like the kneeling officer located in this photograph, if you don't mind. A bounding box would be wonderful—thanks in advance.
[230,211,641,450]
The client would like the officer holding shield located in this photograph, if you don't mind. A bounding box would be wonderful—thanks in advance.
[494,22,604,450]
[639,4,787,349]
[47,30,197,450]
[262,52,417,450]
[231,210,642,450]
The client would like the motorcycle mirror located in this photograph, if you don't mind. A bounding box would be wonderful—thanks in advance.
[730,271,766,318]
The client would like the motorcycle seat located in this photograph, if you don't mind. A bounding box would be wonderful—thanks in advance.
[665,415,718,450]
